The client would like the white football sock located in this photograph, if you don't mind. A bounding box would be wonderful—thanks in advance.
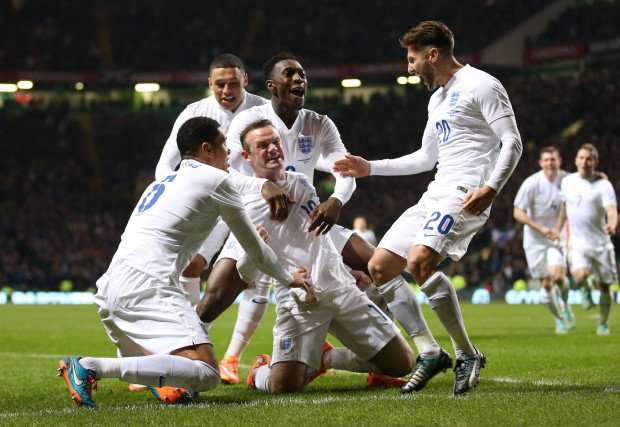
[560,277,570,306]
[226,279,270,359]
[540,286,563,321]
[80,354,220,392]
[377,276,439,357]
[599,291,612,324]
[322,347,378,373]
[253,364,271,392]
[421,271,475,358]
[179,276,201,308]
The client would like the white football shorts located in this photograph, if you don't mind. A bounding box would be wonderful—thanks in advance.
[94,261,211,357]
[568,241,618,284]
[271,284,400,377]
[379,192,488,262]
[524,243,566,279]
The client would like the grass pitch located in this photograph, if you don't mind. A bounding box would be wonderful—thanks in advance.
[0,301,618,426]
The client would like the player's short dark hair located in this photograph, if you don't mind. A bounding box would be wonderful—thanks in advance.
[240,119,275,152]
[263,52,299,81]
[539,146,560,158]
[177,117,222,156]
[400,21,454,56]
[209,54,245,74]
[579,143,599,162]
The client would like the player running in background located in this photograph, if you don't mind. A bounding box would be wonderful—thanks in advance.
[333,21,522,395]
[513,146,575,334]
[555,143,618,335]
[199,52,445,390]
[57,117,309,408]
[237,120,414,393]
[353,215,378,246]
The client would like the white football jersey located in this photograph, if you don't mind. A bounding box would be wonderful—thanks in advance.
[155,91,268,180]
[560,173,617,247]
[425,65,515,195]
[109,159,290,285]
[227,103,355,204]
[240,171,354,302]
[514,169,569,247]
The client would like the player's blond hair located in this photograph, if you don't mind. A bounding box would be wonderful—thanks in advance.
[579,143,599,162]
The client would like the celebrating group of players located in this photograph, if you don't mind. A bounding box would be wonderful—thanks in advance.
[57,20,616,409]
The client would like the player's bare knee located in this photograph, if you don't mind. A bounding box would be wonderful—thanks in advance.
[269,363,306,393]
[371,335,415,377]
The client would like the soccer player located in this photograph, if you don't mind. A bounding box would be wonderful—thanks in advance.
[333,21,523,396]
[57,117,310,408]
[200,52,444,390]
[555,143,618,335]
[237,119,414,393]
[353,216,378,246]
[154,54,269,311]
[513,146,575,334]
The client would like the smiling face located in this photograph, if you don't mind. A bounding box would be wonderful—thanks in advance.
[208,67,248,112]
[266,59,307,110]
[539,150,561,181]
[241,124,286,181]
[575,148,597,179]
[407,46,438,91]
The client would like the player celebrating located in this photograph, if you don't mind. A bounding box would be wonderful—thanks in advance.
[514,146,575,334]
[555,143,618,335]
[237,119,414,392]
[154,54,270,311]
[333,21,522,396]
[57,117,309,408]
[199,52,446,390]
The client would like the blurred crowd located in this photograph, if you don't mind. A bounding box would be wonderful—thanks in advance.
[1,0,548,71]
[1,64,619,292]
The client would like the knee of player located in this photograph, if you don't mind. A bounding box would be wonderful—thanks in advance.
[192,361,221,392]
[269,377,305,393]
[368,259,389,284]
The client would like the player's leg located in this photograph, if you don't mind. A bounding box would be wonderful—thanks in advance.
[181,220,230,307]
[220,276,272,384]
[594,247,617,335]
[572,267,594,310]
[540,276,567,334]
[195,258,248,324]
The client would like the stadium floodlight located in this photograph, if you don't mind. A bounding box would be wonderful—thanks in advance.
[135,83,160,92]
[0,84,18,92]
[407,76,421,84]
[17,80,33,90]
[75,82,84,90]
[397,76,408,85]
[341,79,361,88]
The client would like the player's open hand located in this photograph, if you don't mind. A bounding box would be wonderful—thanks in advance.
[261,181,296,222]
[349,269,372,291]
[462,186,497,216]
[333,154,371,178]
[308,197,342,235]
[289,268,312,293]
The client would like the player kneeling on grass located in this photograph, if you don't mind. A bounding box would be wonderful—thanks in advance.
[57,117,309,407]
[234,119,414,393]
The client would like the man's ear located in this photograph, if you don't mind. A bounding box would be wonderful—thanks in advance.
[265,79,275,92]
[202,141,212,155]
[241,149,252,163]
[242,73,249,88]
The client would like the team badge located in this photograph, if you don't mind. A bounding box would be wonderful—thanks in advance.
[298,136,313,154]
[280,338,292,353]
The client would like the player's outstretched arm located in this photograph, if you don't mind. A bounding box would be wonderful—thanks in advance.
[333,154,371,178]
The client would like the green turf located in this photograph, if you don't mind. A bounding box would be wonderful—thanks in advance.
[0,302,618,426]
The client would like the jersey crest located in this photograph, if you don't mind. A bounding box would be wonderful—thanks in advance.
[298,136,313,154]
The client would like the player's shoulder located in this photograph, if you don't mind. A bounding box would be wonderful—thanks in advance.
[185,95,217,113]
[233,103,270,123]
[287,171,316,188]
[244,91,269,107]
[522,170,544,186]
[561,172,580,186]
